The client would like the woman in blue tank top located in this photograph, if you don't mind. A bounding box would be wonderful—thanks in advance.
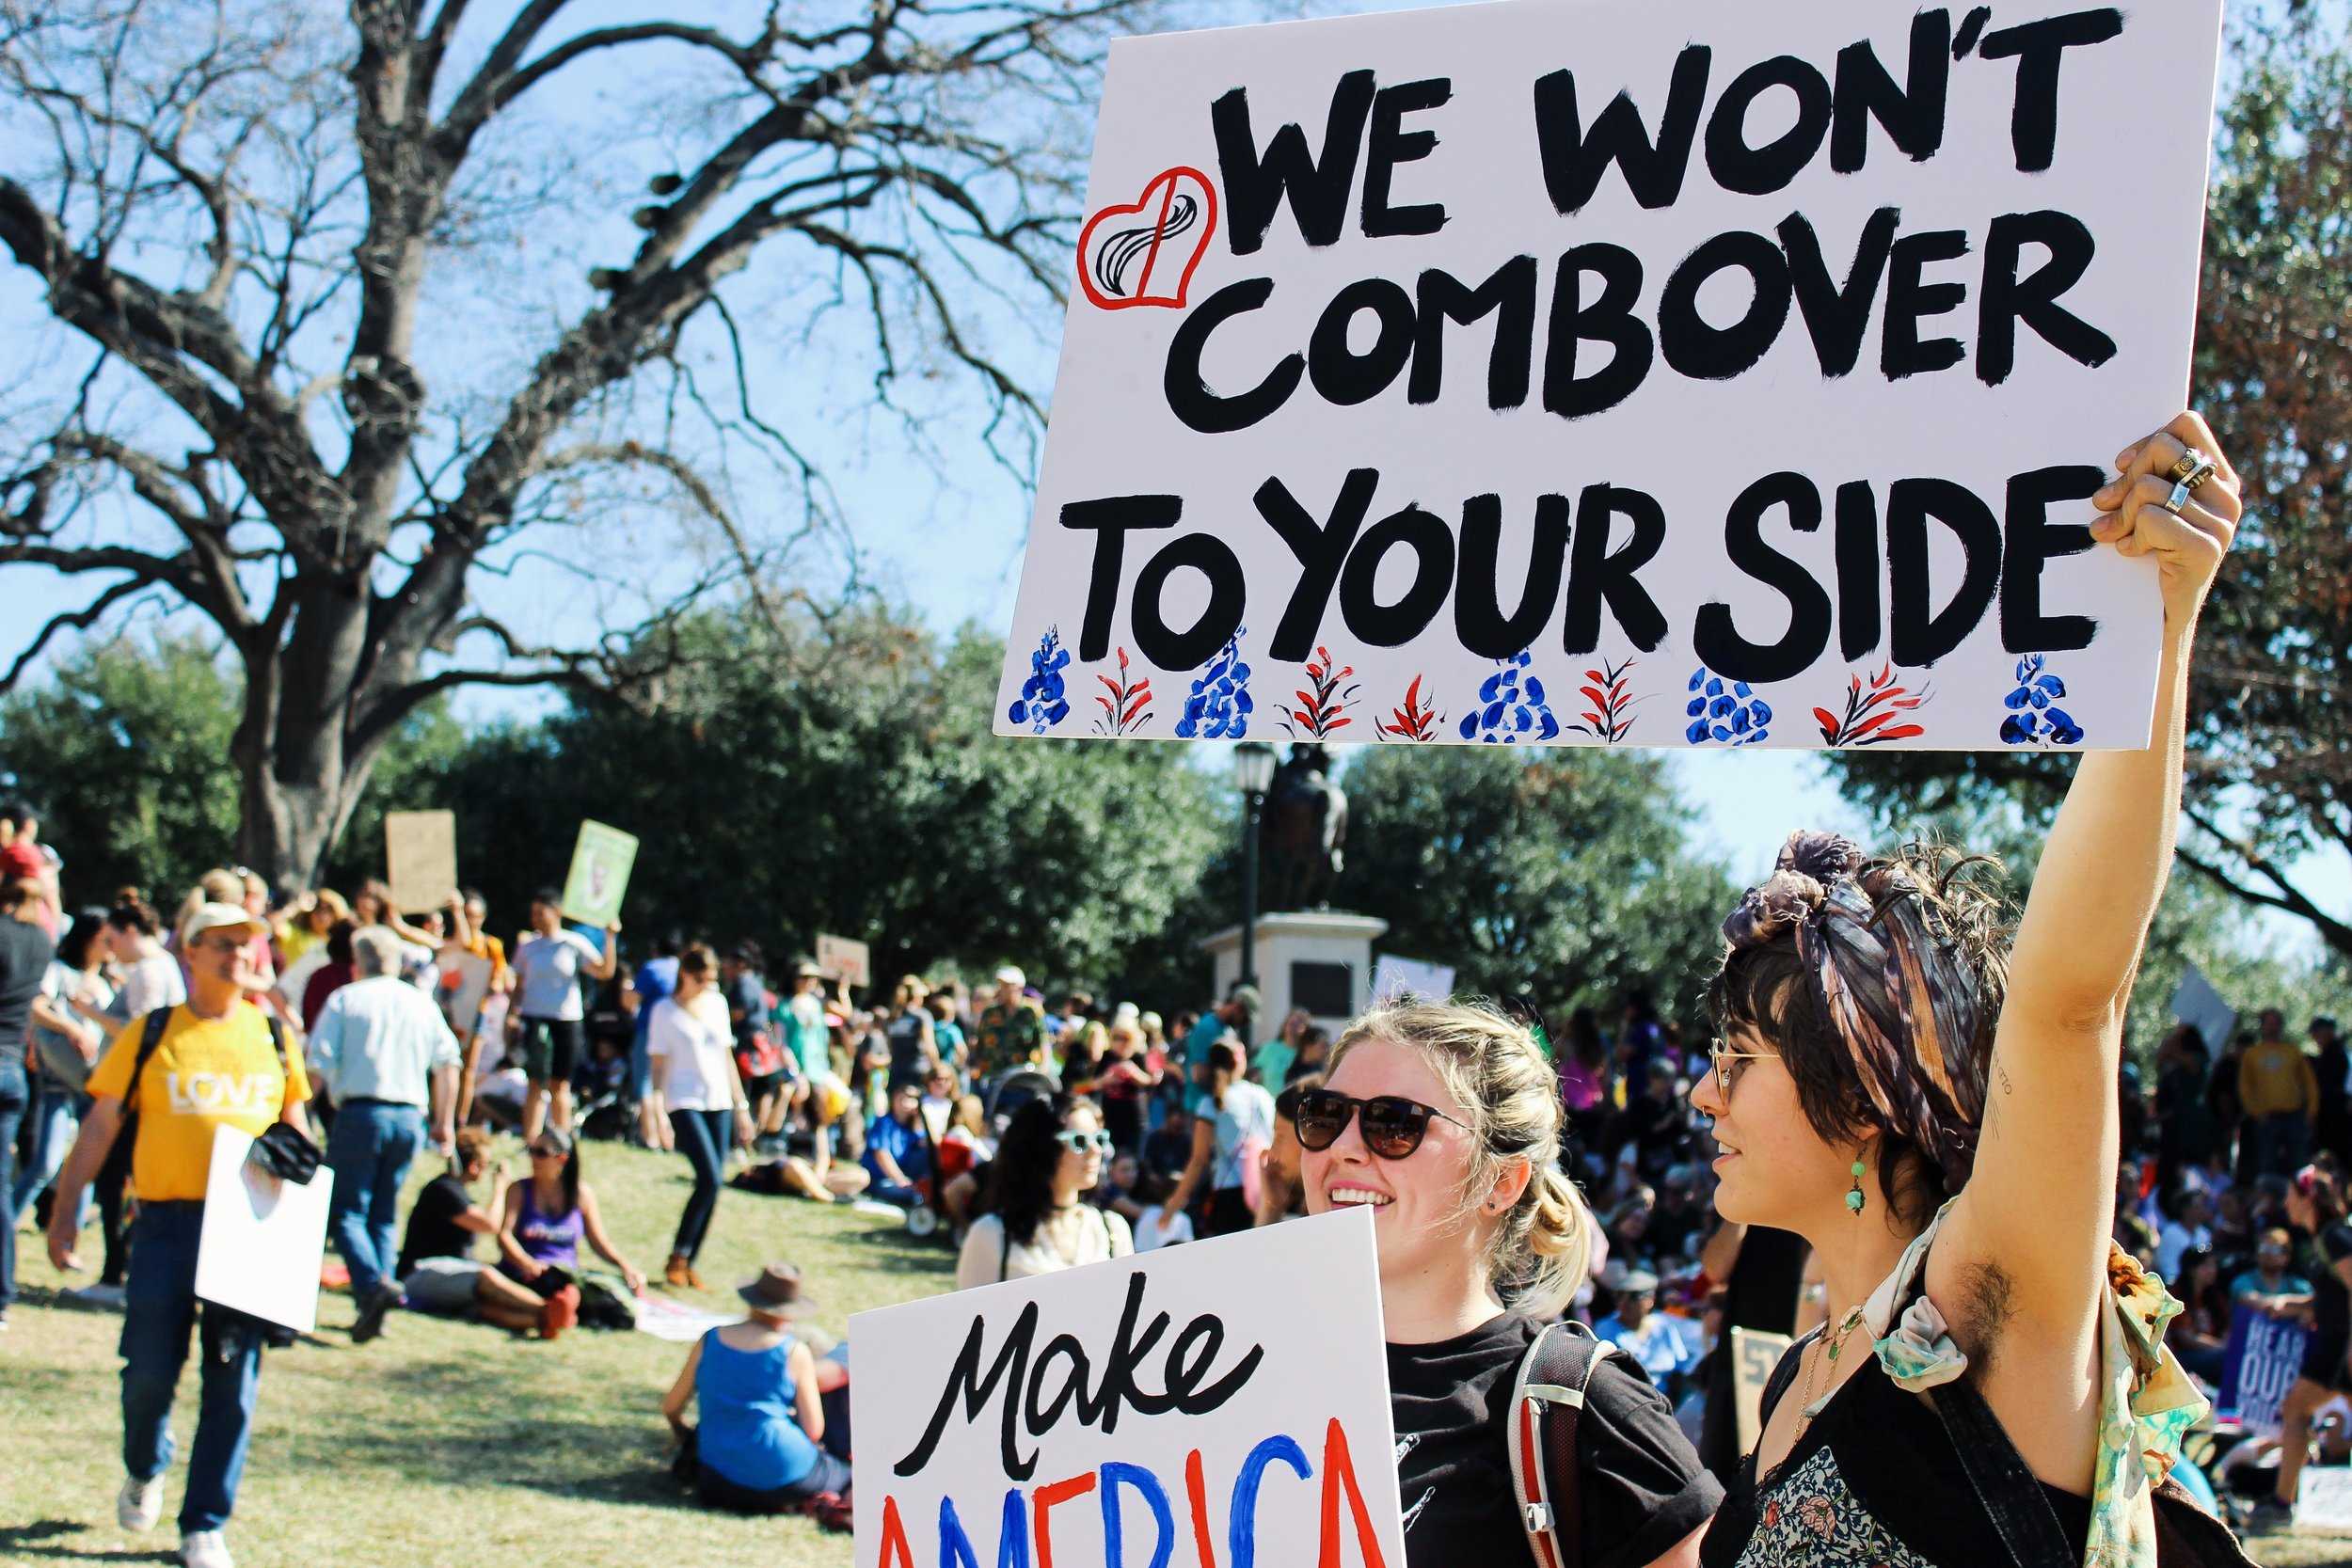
[661,1261,851,1513]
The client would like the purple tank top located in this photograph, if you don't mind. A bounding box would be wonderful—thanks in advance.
[515,1183,582,1267]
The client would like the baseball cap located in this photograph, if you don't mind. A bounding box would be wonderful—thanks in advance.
[1227,983,1263,1015]
[994,965,1026,989]
[183,903,261,942]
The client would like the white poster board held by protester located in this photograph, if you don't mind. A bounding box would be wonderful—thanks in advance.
[1371,955,1455,1006]
[2170,964,2237,1056]
[1730,1326,1795,1454]
[194,1127,333,1335]
[850,1207,1405,1568]
[818,934,872,990]
[385,810,457,914]
[995,0,2224,752]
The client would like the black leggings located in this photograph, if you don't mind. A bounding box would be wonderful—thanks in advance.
[670,1108,732,1262]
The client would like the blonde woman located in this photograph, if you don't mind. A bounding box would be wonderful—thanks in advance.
[1297,1000,1717,1568]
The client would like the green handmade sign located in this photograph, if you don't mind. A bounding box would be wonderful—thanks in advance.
[560,819,638,928]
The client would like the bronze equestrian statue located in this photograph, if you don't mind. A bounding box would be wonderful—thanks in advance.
[1260,744,1348,910]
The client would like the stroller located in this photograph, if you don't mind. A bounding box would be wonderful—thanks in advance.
[900,1069,1057,1240]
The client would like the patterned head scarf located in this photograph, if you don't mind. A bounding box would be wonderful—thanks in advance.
[1722,831,1994,1190]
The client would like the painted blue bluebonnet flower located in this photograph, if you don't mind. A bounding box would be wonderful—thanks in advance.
[1998,654,2085,746]
[1686,667,1772,744]
[1006,626,1071,734]
[1459,650,1561,743]
[1175,629,1253,739]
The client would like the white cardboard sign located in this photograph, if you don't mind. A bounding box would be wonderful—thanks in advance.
[1370,955,1455,1006]
[194,1127,333,1335]
[997,0,2222,751]
[851,1208,1404,1568]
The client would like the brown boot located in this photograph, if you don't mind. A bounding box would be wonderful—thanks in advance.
[686,1266,708,1291]
[664,1256,692,1289]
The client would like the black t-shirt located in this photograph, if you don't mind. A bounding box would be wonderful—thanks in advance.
[0,917,55,1069]
[724,973,766,1046]
[2307,1223,2352,1343]
[396,1173,476,1279]
[1388,1313,1722,1568]
[887,1011,930,1086]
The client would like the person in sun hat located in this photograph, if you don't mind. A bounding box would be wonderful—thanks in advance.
[660,1261,854,1515]
[45,899,314,1568]
[971,966,1046,1081]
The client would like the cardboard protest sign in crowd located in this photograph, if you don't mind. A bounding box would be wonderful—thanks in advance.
[996,0,2223,751]
[852,1211,1406,1568]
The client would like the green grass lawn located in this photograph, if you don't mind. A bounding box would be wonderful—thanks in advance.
[1,1136,954,1568]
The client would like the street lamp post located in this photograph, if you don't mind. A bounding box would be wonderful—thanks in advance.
[1233,742,1278,990]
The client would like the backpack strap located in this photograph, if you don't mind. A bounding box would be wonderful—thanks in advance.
[122,1006,177,1113]
[1507,1321,1613,1568]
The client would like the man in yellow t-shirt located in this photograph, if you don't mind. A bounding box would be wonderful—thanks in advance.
[46,901,311,1568]
[2240,1006,2318,1176]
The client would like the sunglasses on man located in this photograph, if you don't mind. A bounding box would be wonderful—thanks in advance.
[1292,1088,1470,1161]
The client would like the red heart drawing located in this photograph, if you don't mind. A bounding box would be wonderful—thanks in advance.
[1075,166,1218,311]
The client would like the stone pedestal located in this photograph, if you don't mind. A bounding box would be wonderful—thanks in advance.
[1200,911,1390,1037]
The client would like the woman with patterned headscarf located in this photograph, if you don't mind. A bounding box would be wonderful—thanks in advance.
[1692,414,2251,1568]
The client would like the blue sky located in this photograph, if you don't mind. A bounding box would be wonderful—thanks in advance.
[2,0,2342,948]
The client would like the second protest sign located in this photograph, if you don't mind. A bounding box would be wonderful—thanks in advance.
[852,1209,1404,1568]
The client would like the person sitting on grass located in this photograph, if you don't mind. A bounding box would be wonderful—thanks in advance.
[394,1128,579,1338]
[661,1262,853,1519]
[861,1080,932,1209]
[496,1128,644,1317]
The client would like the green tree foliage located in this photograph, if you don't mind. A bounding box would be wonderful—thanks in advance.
[0,633,459,908]
[1338,747,1738,1023]
[410,614,1225,993]
[1828,15,2352,960]
[0,632,238,903]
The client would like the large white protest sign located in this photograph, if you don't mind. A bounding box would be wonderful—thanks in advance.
[997,1,2222,751]
[195,1128,332,1335]
[852,1208,1404,1568]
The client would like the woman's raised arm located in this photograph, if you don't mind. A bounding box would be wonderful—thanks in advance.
[1948,412,2241,1317]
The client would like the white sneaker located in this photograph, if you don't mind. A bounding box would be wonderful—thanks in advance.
[180,1528,235,1568]
[117,1473,165,1531]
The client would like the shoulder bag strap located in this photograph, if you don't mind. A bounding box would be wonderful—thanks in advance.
[119,1006,175,1124]
[1506,1322,1613,1568]
[1924,1376,2076,1568]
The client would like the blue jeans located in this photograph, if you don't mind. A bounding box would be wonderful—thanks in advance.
[670,1108,732,1262]
[0,1058,25,1308]
[2255,1112,2311,1178]
[11,1083,89,1229]
[326,1101,425,1302]
[122,1203,265,1532]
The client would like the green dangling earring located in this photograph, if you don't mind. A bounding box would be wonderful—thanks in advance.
[1847,1160,1867,1214]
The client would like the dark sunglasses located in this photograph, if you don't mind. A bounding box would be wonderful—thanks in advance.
[529,1146,566,1161]
[1293,1089,1470,1160]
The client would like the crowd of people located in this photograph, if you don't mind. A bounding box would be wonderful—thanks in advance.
[0,413,2301,1567]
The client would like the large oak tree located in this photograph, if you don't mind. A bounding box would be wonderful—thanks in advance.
[0,0,1138,883]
